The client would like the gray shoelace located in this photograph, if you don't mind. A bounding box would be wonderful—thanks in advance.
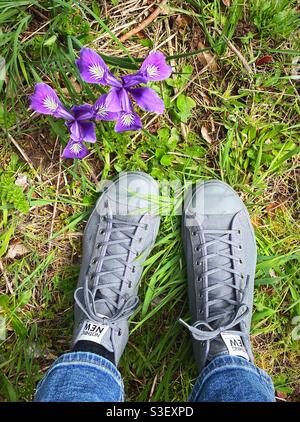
[180,229,249,341]
[75,213,147,333]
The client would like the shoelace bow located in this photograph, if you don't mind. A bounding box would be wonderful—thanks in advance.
[180,228,249,341]
[75,211,148,333]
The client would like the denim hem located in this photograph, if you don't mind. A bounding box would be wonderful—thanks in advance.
[189,355,274,402]
[35,351,124,401]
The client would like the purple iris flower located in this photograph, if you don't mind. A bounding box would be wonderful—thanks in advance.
[76,48,172,132]
[29,83,115,159]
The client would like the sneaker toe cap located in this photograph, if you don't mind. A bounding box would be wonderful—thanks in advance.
[187,180,245,216]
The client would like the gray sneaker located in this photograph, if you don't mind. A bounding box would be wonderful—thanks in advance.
[181,180,256,371]
[72,172,160,365]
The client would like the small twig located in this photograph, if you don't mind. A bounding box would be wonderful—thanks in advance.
[48,143,62,253]
[7,133,42,182]
[21,20,50,43]
[167,151,202,162]
[6,113,39,132]
[149,374,158,398]
[164,19,188,140]
[110,0,137,13]
[155,32,176,51]
[51,135,59,161]
[30,6,49,21]
[94,21,136,42]
[0,259,13,295]
[171,60,216,103]
[119,0,168,42]
[26,133,52,163]
[103,0,108,18]
[215,29,253,75]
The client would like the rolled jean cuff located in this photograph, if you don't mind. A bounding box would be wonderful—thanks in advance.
[189,355,275,402]
[34,352,124,402]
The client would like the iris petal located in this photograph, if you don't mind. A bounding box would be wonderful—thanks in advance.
[139,51,172,82]
[105,88,132,113]
[76,48,122,87]
[122,73,148,88]
[129,87,164,114]
[68,121,96,143]
[71,104,94,120]
[78,121,97,143]
[62,139,89,160]
[115,109,142,132]
[29,83,73,119]
[93,94,118,121]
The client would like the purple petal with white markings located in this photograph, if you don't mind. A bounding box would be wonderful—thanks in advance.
[93,94,118,121]
[114,109,142,132]
[129,87,164,114]
[76,48,121,87]
[139,51,172,81]
[29,83,73,119]
[62,139,89,160]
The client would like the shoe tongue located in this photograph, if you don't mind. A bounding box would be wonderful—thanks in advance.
[201,215,250,361]
[94,215,139,318]
[203,214,236,329]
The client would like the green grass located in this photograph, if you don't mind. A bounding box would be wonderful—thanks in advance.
[0,0,300,402]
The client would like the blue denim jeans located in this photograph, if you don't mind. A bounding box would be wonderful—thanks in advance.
[34,352,275,402]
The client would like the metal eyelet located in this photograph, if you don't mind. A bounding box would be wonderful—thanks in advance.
[198,276,201,281]
[239,245,242,250]
[92,258,97,264]
[128,281,132,288]
[195,246,200,252]
[118,329,122,336]
[196,261,200,265]
[132,266,136,273]
[239,259,243,264]
[238,229,241,234]
[192,231,197,236]
[96,242,101,249]
[241,274,244,279]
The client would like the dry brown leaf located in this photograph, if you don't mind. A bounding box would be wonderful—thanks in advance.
[175,14,192,34]
[6,241,29,259]
[222,0,231,6]
[198,41,218,72]
[265,201,279,216]
[15,174,28,190]
[256,55,273,66]
[201,126,213,144]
